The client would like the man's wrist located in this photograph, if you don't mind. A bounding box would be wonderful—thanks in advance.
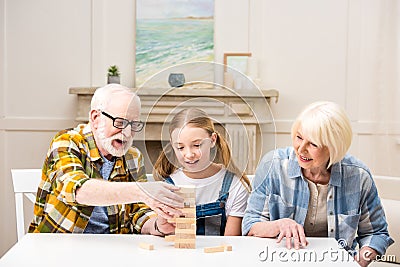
[154,217,167,236]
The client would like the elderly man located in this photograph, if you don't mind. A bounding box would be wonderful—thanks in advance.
[29,84,182,235]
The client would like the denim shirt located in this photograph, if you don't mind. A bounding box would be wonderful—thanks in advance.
[242,147,394,255]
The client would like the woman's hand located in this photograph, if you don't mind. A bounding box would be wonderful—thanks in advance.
[248,219,308,249]
[276,218,308,249]
[355,246,378,267]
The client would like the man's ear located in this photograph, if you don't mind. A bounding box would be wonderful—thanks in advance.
[90,109,100,129]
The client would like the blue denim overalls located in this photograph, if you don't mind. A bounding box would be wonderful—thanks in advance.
[164,170,234,236]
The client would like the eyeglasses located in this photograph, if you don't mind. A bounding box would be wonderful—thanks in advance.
[100,110,144,132]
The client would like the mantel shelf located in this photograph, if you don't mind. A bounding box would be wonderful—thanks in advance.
[69,87,279,103]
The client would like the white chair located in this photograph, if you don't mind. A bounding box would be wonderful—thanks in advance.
[11,170,156,241]
[11,169,42,241]
[370,175,400,265]
[146,173,154,181]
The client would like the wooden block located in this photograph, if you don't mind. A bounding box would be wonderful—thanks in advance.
[175,228,196,234]
[176,222,196,229]
[176,233,196,239]
[180,208,196,217]
[164,235,175,242]
[139,242,154,250]
[178,186,196,193]
[176,192,196,198]
[223,244,232,251]
[180,243,196,249]
[204,245,225,253]
[174,238,196,244]
[173,185,196,249]
[183,198,196,208]
[174,217,196,224]
[175,242,196,249]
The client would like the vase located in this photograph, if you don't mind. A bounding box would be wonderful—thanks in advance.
[107,76,120,84]
[168,73,185,87]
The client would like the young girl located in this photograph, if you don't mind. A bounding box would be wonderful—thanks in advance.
[153,108,251,236]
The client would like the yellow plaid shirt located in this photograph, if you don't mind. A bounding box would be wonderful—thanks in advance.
[28,124,155,234]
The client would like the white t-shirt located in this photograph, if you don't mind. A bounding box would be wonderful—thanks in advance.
[170,168,249,217]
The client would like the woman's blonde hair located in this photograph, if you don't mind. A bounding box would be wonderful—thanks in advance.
[291,101,353,168]
[153,108,251,191]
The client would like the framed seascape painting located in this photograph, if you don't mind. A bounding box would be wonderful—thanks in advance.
[135,0,214,88]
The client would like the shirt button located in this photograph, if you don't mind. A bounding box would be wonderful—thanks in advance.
[329,195,333,199]
[329,211,334,215]
[330,229,334,232]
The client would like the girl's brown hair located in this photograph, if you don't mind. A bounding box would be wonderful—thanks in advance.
[153,108,251,191]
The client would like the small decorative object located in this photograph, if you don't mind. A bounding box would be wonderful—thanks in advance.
[107,65,120,84]
[168,73,185,87]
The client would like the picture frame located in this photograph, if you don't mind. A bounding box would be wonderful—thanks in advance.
[135,0,215,88]
[223,52,252,89]
[223,52,252,73]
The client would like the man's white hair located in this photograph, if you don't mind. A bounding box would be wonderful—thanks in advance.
[90,84,140,113]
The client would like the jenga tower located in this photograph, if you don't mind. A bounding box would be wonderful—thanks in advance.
[171,185,196,249]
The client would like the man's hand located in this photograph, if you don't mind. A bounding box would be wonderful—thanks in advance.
[135,182,184,219]
[155,216,175,236]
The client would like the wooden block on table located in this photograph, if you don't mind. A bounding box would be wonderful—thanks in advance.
[174,238,195,244]
[175,242,196,249]
[139,242,154,250]
[223,244,232,251]
[164,235,175,242]
[204,245,225,253]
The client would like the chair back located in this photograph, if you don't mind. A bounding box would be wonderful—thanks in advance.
[146,173,154,181]
[373,175,400,264]
[11,169,42,241]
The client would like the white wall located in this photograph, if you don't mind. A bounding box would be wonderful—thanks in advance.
[0,0,399,257]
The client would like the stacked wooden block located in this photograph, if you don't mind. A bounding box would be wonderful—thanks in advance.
[167,185,196,249]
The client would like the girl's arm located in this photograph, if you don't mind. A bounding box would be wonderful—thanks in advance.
[224,216,243,236]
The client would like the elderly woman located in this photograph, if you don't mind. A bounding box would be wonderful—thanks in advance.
[242,101,393,266]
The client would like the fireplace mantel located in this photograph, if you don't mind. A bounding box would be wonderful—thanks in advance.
[69,86,279,174]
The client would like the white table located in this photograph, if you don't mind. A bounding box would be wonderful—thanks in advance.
[0,234,359,267]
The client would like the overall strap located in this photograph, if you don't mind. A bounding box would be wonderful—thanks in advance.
[218,170,234,235]
[218,170,234,201]
[164,176,175,185]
